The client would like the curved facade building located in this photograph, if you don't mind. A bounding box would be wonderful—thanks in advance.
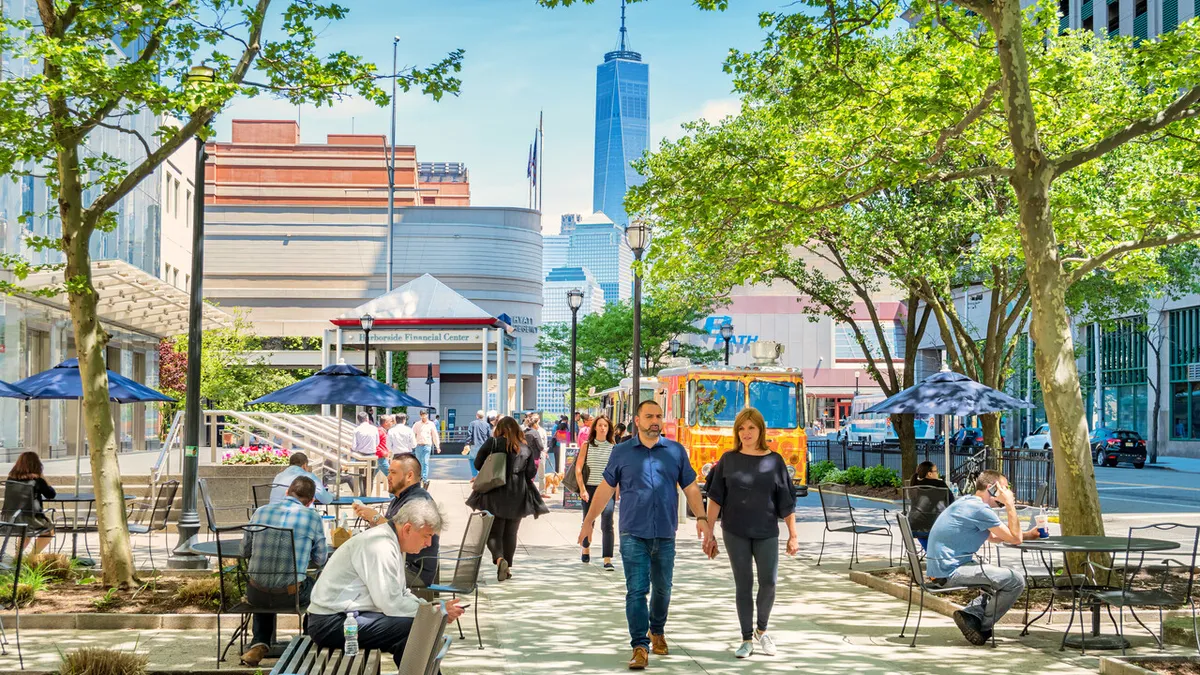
[203,204,543,416]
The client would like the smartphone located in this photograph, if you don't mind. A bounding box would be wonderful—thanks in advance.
[988,483,1005,506]
[457,603,471,610]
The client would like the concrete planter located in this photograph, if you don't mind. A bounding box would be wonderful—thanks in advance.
[195,464,282,529]
[1099,655,1200,674]
[0,612,300,630]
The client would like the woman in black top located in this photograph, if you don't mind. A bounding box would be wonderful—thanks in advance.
[912,461,952,494]
[466,416,545,582]
[704,407,798,659]
[5,451,56,553]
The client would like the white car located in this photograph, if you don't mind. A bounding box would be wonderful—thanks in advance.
[1023,423,1053,449]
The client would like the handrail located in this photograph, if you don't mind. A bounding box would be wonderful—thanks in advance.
[151,410,184,484]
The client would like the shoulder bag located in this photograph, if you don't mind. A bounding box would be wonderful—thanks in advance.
[472,441,509,493]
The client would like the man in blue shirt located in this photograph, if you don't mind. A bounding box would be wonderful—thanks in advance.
[579,400,712,670]
[926,470,1038,645]
[269,452,333,505]
[462,410,492,479]
[240,476,329,667]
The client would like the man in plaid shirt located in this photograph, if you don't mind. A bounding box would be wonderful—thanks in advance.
[240,476,328,667]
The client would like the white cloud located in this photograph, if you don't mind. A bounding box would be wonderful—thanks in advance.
[650,97,742,148]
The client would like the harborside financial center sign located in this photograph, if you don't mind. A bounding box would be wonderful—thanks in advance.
[343,329,486,349]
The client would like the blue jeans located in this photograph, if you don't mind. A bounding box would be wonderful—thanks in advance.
[376,455,389,478]
[545,451,557,474]
[620,535,676,649]
[414,445,432,482]
[467,447,479,478]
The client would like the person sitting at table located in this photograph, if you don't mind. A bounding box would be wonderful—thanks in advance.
[911,461,953,495]
[239,476,329,667]
[351,454,440,587]
[306,500,466,669]
[4,451,56,554]
[925,470,1040,645]
[269,452,333,506]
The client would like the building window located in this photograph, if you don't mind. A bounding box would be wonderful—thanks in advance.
[1107,0,1120,33]
[184,274,190,291]
[164,174,172,213]
[834,321,905,361]
[1099,316,1148,436]
[422,196,435,205]
[173,178,181,217]
[1169,306,1200,439]
[185,190,192,226]
[1083,14,1094,30]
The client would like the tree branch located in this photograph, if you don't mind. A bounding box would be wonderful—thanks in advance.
[1052,85,1200,176]
[89,119,152,158]
[1067,230,1200,286]
[928,79,1003,166]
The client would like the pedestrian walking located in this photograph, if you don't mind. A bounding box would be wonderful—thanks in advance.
[467,416,547,582]
[524,414,547,496]
[463,410,491,480]
[703,407,799,659]
[387,413,416,457]
[578,400,712,670]
[412,409,439,489]
[374,414,395,497]
[576,413,592,449]
[576,415,617,571]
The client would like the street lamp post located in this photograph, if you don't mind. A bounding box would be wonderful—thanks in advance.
[171,64,216,569]
[720,322,734,366]
[669,338,680,358]
[567,289,584,439]
[361,314,375,378]
[625,220,649,411]
[425,363,435,410]
[385,36,399,390]
[855,370,861,396]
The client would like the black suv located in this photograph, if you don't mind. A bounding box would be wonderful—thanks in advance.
[1089,427,1147,469]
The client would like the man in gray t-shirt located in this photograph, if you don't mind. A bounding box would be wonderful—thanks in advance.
[925,470,1038,645]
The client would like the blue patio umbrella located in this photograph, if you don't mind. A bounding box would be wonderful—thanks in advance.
[13,358,176,533]
[863,369,1034,478]
[0,380,30,399]
[249,361,428,496]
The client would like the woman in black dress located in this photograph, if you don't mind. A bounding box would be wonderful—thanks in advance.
[5,451,56,553]
[466,416,545,581]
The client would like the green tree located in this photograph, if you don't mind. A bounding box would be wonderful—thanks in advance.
[0,1,463,587]
[536,298,720,409]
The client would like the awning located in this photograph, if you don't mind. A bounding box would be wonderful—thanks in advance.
[331,273,502,328]
[21,259,234,338]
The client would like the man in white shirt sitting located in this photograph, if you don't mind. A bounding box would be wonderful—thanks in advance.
[269,452,333,505]
[387,413,417,457]
[306,500,465,667]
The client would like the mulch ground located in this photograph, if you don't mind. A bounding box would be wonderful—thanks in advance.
[20,577,215,614]
[1128,661,1200,674]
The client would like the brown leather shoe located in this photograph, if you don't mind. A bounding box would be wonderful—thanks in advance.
[628,646,649,670]
[240,644,269,667]
[650,633,669,655]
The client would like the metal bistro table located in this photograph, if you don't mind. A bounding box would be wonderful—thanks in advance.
[191,536,246,559]
[1014,536,1180,650]
[47,492,136,562]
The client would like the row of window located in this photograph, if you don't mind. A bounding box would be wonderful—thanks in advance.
[1061,0,1169,37]
[163,263,189,291]
[163,172,191,226]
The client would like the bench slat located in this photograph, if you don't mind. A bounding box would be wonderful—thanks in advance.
[364,650,381,675]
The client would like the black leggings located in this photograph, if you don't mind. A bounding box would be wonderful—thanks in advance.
[581,483,615,559]
[488,516,522,566]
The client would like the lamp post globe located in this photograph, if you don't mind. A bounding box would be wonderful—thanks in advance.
[625,219,649,411]
[360,314,375,379]
[567,288,583,439]
[669,338,680,357]
[720,322,734,366]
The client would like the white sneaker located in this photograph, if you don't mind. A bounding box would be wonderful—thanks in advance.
[734,640,755,659]
[756,630,776,656]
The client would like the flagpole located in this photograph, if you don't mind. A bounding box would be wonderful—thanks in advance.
[538,111,544,214]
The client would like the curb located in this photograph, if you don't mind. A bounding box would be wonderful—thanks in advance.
[1100,656,1200,674]
[0,612,301,630]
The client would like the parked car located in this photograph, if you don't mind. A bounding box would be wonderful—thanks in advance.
[1023,423,1053,449]
[1089,427,1147,469]
[933,428,1004,449]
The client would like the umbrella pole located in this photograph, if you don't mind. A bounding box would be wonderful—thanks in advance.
[74,400,83,530]
[336,404,343,500]
[944,414,951,486]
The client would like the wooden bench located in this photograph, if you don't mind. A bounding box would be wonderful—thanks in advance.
[269,637,382,675]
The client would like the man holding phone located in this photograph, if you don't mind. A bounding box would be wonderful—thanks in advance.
[925,470,1040,645]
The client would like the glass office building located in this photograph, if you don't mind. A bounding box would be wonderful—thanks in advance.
[593,46,649,229]
[565,212,632,304]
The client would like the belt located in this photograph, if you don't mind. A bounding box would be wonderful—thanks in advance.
[249,579,301,595]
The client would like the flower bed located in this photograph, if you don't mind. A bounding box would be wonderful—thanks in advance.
[220,444,290,465]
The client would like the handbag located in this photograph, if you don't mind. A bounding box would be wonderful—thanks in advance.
[472,442,509,493]
[563,453,590,494]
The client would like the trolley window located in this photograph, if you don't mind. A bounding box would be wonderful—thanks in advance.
[750,381,800,429]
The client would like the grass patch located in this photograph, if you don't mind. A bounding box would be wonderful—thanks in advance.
[59,647,148,675]
[22,553,84,581]
[173,574,242,609]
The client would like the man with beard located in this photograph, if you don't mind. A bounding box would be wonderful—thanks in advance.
[579,400,712,670]
[352,454,440,588]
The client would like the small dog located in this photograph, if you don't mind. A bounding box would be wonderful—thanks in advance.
[544,472,563,494]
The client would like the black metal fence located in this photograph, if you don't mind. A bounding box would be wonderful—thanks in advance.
[805,439,1058,508]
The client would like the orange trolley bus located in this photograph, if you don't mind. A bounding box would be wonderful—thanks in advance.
[653,346,808,497]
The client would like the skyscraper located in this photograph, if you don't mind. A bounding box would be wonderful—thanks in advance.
[566,211,632,303]
[592,0,649,228]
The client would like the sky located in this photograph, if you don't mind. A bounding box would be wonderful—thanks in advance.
[213,0,785,234]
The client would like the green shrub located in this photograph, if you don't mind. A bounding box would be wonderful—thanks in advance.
[842,466,866,486]
[175,575,243,609]
[822,469,847,485]
[92,588,122,611]
[23,553,82,581]
[59,647,148,675]
[808,460,837,484]
[865,465,902,488]
[0,579,36,607]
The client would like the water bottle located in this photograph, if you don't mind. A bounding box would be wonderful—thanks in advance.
[343,612,359,656]
[1036,507,1049,539]
[950,482,960,498]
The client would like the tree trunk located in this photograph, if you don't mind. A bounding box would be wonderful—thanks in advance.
[980,412,1004,469]
[991,0,1105,545]
[893,413,917,482]
[1150,391,1161,464]
[59,144,138,588]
